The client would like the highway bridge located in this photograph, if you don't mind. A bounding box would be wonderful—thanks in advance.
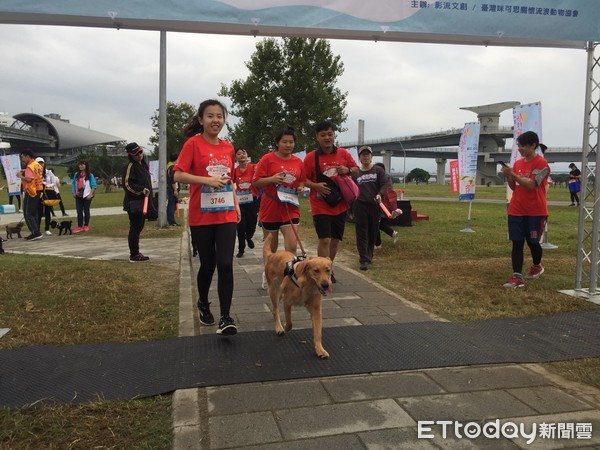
[339,127,583,185]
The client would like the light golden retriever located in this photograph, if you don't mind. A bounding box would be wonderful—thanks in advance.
[263,234,333,358]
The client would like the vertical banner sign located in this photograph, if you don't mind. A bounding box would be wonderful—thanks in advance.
[0,154,22,195]
[507,102,542,202]
[149,160,159,192]
[449,160,459,193]
[458,122,480,201]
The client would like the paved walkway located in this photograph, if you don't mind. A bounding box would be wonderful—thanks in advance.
[2,207,600,449]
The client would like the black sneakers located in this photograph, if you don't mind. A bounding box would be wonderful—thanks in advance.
[25,232,43,241]
[217,316,237,336]
[198,301,215,326]
[129,253,150,262]
[246,238,255,249]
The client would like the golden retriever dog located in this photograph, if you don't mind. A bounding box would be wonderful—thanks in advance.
[263,233,333,358]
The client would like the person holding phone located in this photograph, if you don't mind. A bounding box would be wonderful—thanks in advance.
[500,131,550,288]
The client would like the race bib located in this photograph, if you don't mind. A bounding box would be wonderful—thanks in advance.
[201,184,235,212]
[276,185,299,207]
[236,189,253,204]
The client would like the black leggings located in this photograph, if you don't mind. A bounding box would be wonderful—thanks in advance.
[570,191,580,205]
[511,240,543,274]
[190,223,237,318]
[128,211,146,257]
[236,199,258,252]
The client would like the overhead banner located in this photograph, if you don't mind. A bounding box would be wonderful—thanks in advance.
[0,154,22,195]
[458,122,480,201]
[0,1,597,48]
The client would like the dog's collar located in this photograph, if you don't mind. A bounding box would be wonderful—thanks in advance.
[284,256,306,289]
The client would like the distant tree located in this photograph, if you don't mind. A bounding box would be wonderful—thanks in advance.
[69,148,127,193]
[149,101,197,159]
[406,168,430,184]
[219,37,348,161]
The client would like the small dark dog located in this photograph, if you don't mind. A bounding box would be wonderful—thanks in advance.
[50,220,73,236]
[6,221,24,239]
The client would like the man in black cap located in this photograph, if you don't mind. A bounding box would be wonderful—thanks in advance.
[123,143,152,262]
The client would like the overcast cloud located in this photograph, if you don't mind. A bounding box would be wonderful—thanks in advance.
[0,24,589,172]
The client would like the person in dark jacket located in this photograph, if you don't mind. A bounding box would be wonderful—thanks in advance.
[123,142,153,262]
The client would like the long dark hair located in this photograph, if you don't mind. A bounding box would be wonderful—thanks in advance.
[77,160,91,180]
[182,99,227,138]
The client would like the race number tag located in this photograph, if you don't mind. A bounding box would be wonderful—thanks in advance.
[236,190,253,204]
[201,184,235,212]
[276,185,299,207]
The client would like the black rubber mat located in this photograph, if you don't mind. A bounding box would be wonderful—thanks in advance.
[1,309,599,408]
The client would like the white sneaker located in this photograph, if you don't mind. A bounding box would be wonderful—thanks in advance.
[45,230,52,236]
[392,231,398,244]
[262,271,267,290]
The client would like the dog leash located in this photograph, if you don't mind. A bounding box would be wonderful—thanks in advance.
[283,200,306,258]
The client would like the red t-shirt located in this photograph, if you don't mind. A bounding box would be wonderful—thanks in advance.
[507,154,550,217]
[173,134,237,226]
[303,147,358,216]
[233,163,258,197]
[253,152,306,223]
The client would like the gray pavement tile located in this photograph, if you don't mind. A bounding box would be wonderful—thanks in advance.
[207,380,331,415]
[234,295,271,306]
[231,288,265,298]
[276,399,415,440]
[334,296,404,307]
[321,372,445,402]
[323,306,388,319]
[398,390,537,422]
[507,386,594,415]
[232,302,271,314]
[357,315,398,325]
[425,365,548,392]
[241,434,365,450]
[209,411,282,449]
[358,427,439,449]
[503,410,600,449]
[427,431,521,449]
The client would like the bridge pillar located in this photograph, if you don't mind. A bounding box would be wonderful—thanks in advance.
[381,151,393,173]
[435,158,446,185]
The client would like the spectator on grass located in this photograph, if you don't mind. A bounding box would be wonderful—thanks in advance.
[123,142,153,262]
[500,131,550,288]
[16,149,43,240]
[568,163,581,207]
[71,160,96,233]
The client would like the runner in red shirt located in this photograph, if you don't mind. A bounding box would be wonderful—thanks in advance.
[500,131,550,289]
[173,99,240,336]
[253,126,306,254]
[233,148,259,258]
[303,120,358,283]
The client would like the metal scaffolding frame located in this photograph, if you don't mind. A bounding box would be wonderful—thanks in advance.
[569,42,600,302]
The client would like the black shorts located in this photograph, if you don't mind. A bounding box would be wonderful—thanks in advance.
[508,215,547,243]
[262,218,299,232]
[312,212,347,240]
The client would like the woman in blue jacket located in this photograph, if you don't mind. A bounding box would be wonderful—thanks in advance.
[71,160,96,233]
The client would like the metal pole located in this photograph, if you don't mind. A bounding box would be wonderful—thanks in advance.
[398,141,406,187]
[157,31,168,228]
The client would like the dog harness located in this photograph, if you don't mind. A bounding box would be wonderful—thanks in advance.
[284,255,306,289]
